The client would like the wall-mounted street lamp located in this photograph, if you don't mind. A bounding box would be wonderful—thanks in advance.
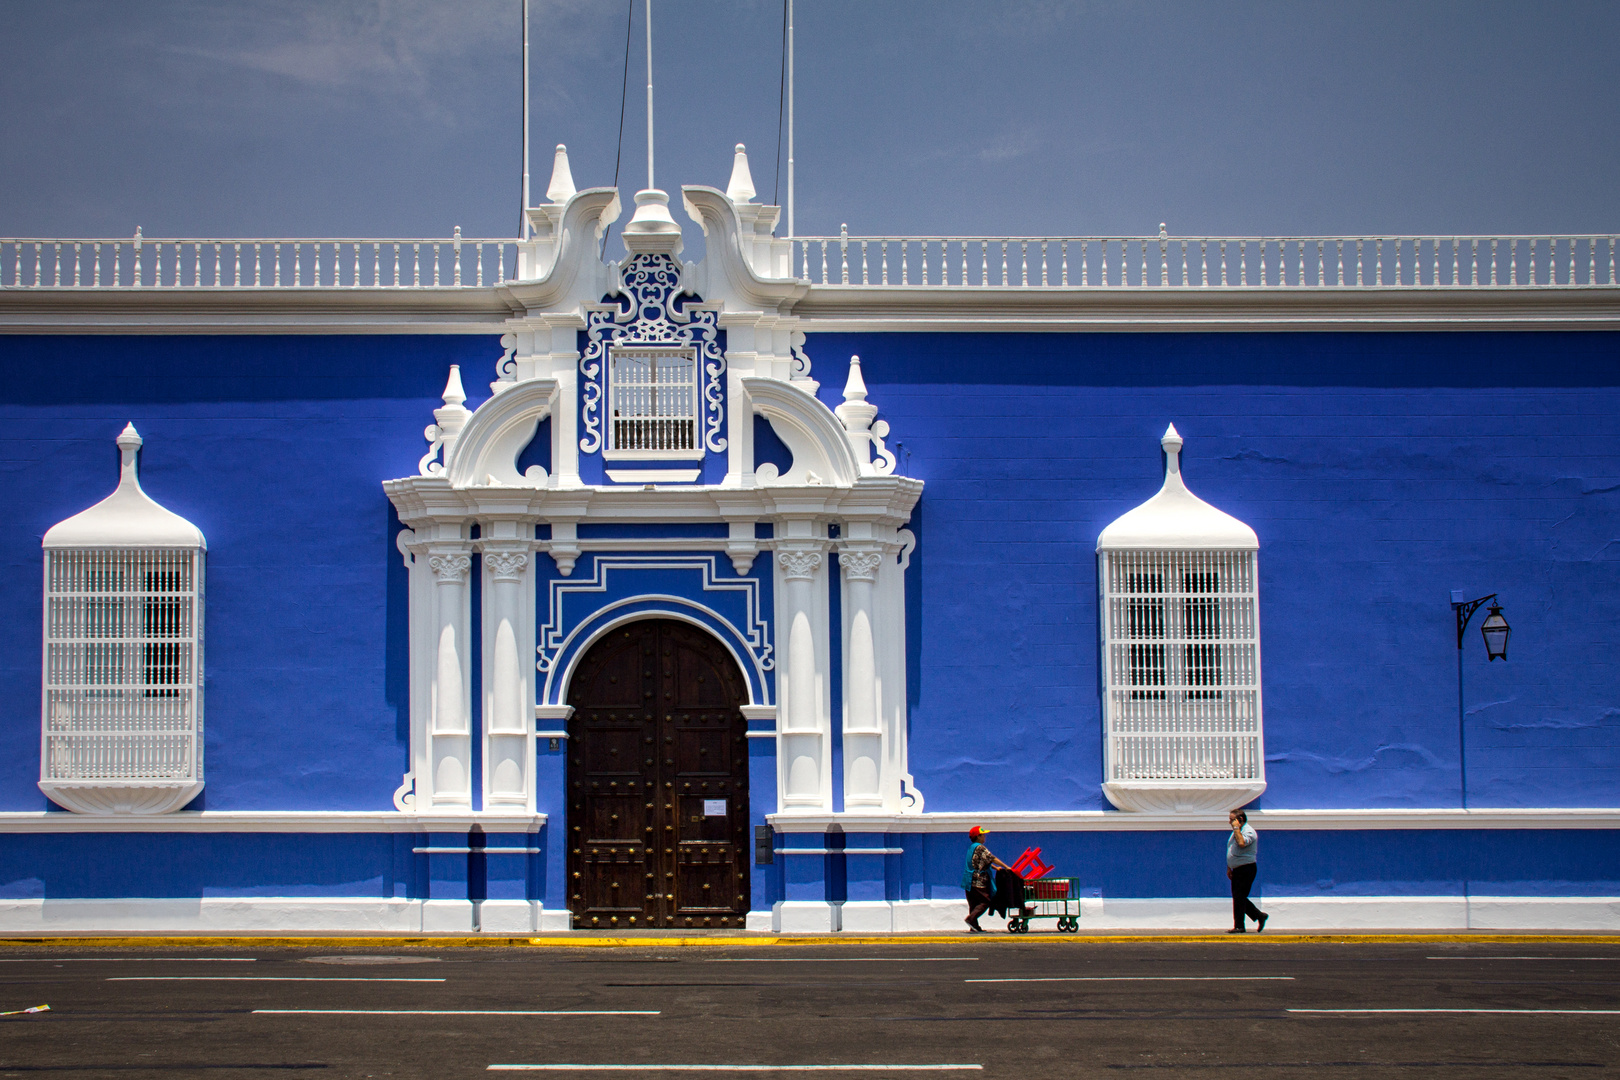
[1451,591,1512,808]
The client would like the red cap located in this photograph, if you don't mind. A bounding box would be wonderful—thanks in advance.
[969,826,987,841]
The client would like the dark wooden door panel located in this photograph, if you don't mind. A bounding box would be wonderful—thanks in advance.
[567,619,749,929]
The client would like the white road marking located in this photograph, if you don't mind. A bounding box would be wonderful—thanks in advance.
[107,976,445,983]
[1427,956,1618,961]
[1290,1009,1620,1015]
[0,957,255,963]
[257,1010,660,1016]
[488,1067,983,1073]
[965,976,1294,983]
[707,958,977,963]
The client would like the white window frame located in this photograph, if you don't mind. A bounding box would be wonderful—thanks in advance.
[605,345,703,460]
[1099,548,1262,786]
[41,547,205,812]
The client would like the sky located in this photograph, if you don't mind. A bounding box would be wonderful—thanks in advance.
[0,0,1616,245]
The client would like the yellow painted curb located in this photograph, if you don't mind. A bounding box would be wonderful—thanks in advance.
[0,932,1614,950]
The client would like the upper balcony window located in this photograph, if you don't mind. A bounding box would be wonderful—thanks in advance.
[608,346,701,459]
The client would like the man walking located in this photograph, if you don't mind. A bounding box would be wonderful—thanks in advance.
[1226,809,1268,933]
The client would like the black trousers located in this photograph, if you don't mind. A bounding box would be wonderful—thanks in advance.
[1230,862,1263,928]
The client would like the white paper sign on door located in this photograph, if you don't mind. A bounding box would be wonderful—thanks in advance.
[702,799,726,817]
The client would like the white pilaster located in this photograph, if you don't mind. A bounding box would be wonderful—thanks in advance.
[838,546,885,810]
[775,544,831,812]
[427,549,474,808]
[481,536,535,812]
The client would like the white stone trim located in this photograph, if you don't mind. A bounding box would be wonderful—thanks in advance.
[0,811,545,833]
[0,897,570,935]
[759,895,1620,934]
[767,808,1620,832]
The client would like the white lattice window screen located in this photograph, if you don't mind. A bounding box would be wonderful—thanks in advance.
[1101,549,1260,781]
[609,347,698,455]
[43,549,202,781]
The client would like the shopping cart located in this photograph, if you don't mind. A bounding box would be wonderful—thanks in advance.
[1006,876,1079,933]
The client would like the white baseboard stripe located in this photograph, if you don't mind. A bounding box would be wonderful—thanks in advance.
[767,808,1620,833]
[0,895,1613,935]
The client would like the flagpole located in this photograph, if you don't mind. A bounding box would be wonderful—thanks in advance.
[521,0,531,238]
[645,0,655,191]
[786,0,794,237]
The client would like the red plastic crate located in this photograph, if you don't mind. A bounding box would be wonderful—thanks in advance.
[1027,877,1074,900]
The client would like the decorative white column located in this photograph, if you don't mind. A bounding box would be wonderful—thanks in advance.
[427,549,473,808]
[482,545,534,811]
[838,546,885,810]
[776,546,831,811]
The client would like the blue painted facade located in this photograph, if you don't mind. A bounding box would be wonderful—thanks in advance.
[1,308,1617,926]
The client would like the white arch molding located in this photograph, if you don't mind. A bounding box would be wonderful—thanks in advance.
[543,603,773,711]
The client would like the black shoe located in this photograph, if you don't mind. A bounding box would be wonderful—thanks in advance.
[1256,913,1268,934]
[1226,927,1246,934]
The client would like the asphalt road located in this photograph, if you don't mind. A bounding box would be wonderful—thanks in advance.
[0,938,1616,1078]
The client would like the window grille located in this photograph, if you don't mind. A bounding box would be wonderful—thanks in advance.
[42,548,202,782]
[1100,549,1260,782]
[608,347,699,456]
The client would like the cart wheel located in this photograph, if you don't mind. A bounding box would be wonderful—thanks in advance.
[1007,918,1024,934]
[1061,917,1078,932]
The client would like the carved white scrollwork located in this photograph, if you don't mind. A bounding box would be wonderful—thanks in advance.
[869,419,897,475]
[790,329,812,381]
[428,554,472,583]
[420,423,447,476]
[839,550,883,582]
[777,549,823,581]
[495,332,518,384]
[579,252,727,456]
[484,550,529,581]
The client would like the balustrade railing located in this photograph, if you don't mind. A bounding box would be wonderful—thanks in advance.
[7,229,1615,290]
[1,230,518,289]
[792,229,1620,288]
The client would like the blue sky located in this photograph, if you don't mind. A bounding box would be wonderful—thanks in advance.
[1,1,1615,242]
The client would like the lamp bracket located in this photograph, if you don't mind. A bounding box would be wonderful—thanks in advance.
[1452,592,1497,649]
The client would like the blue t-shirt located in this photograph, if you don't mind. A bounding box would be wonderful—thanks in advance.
[1226,824,1258,868]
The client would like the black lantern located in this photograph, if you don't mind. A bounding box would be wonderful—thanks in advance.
[1480,602,1510,661]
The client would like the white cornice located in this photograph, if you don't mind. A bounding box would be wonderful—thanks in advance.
[0,811,545,833]
[5,283,1616,336]
[791,284,1620,333]
[768,808,1620,833]
[0,287,514,334]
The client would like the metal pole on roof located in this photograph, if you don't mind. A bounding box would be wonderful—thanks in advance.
[521,0,531,238]
[786,0,794,237]
[645,0,655,191]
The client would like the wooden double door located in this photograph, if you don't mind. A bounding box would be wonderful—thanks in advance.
[566,619,750,929]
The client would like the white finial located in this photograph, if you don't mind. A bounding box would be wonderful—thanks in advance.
[1161,422,1183,480]
[841,354,868,403]
[442,365,467,407]
[117,423,143,490]
[834,356,896,476]
[726,143,757,203]
[622,189,683,255]
[1159,222,1168,240]
[546,144,576,203]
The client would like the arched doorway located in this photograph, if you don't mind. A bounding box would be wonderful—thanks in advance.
[566,618,751,929]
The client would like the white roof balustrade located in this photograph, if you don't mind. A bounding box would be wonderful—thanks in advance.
[790,229,1619,289]
[4,228,1615,291]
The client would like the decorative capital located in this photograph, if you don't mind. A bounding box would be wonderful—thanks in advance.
[485,550,529,581]
[839,549,884,582]
[776,549,823,581]
[428,553,472,584]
